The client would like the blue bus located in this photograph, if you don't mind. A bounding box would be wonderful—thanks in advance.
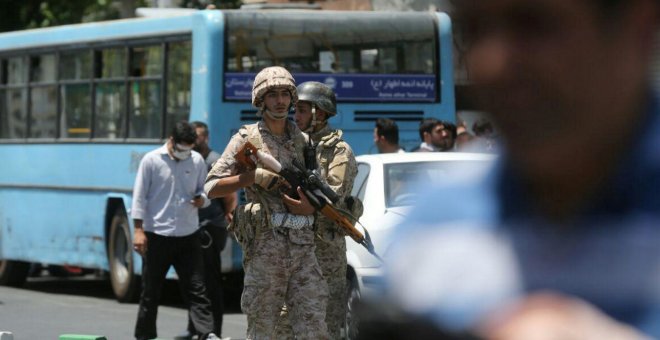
[0,9,454,301]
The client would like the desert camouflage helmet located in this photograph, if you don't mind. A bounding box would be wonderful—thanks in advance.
[251,66,298,108]
[296,81,337,117]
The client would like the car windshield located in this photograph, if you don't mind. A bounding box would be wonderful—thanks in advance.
[384,160,486,208]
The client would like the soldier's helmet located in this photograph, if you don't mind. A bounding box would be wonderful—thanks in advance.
[251,66,298,108]
[296,81,337,117]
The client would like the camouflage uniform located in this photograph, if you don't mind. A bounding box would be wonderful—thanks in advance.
[312,125,358,339]
[206,66,329,340]
[207,120,328,340]
[275,125,358,339]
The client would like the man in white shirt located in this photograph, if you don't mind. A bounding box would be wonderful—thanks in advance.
[374,118,405,153]
[414,118,457,152]
[132,120,217,340]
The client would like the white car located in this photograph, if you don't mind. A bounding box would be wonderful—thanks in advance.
[344,152,495,339]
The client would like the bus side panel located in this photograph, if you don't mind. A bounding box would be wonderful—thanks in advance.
[190,10,225,136]
[192,10,240,149]
[0,144,151,189]
[0,143,153,270]
[436,12,456,122]
[0,188,110,269]
[190,11,245,275]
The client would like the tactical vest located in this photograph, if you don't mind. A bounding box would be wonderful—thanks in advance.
[316,129,343,173]
[315,128,365,226]
[241,123,308,167]
[230,123,313,261]
[241,122,307,208]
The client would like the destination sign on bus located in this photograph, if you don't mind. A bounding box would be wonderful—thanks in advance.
[224,73,437,103]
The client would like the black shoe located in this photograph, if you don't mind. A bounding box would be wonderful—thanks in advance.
[173,330,194,340]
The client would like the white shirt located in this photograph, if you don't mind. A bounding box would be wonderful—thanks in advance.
[131,144,210,237]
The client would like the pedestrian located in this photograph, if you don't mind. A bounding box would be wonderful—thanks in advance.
[382,0,660,338]
[175,121,238,340]
[454,131,476,152]
[374,118,405,153]
[205,66,330,340]
[274,81,359,339]
[132,121,219,340]
[471,119,497,152]
[414,118,457,152]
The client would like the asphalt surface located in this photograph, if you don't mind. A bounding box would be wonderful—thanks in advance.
[0,275,247,339]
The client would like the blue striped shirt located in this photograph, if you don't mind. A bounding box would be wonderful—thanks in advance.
[386,97,660,336]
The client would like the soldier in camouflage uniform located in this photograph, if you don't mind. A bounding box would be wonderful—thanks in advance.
[276,81,359,339]
[204,67,329,340]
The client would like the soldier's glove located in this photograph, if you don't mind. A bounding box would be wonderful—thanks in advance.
[254,168,289,191]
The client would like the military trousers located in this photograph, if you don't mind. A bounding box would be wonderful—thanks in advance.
[275,230,347,339]
[241,228,329,340]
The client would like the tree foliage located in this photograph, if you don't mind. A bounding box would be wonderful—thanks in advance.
[0,0,243,33]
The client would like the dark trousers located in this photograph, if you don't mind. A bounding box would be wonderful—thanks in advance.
[134,231,214,340]
[186,225,226,335]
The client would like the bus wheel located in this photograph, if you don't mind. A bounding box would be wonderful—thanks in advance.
[0,260,30,287]
[108,208,140,303]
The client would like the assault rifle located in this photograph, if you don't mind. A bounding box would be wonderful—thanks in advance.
[236,141,382,262]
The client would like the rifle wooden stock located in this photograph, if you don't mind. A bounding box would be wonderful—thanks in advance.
[235,142,259,171]
[319,204,364,243]
[235,141,381,261]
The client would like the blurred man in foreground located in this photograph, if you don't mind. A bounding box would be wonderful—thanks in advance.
[382,0,660,339]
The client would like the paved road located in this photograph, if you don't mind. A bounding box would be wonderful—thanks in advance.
[0,276,247,339]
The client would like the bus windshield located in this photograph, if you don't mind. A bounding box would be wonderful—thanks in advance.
[225,11,438,103]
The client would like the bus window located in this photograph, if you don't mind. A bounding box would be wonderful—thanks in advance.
[30,54,56,83]
[129,45,162,139]
[8,57,28,84]
[61,84,92,138]
[130,45,162,77]
[224,11,438,103]
[98,48,126,79]
[360,48,400,74]
[166,40,191,134]
[95,83,126,139]
[332,50,356,73]
[0,57,28,139]
[29,54,57,139]
[60,50,92,139]
[60,50,92,80]
[129,80,161,139]
[95,48,128,139]
[30,86,57,138]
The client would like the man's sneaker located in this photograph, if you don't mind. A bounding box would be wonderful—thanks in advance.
[205,334,230,340]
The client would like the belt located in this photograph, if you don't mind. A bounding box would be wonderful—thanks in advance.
[270,213,315,230]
